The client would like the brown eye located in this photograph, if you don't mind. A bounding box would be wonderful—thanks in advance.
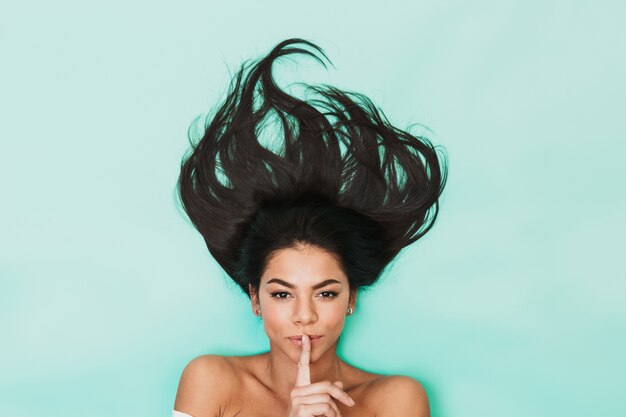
[270,292,289,299]
[320,291,338,299]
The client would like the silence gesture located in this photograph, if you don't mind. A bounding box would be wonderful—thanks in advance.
[286,334,356,417]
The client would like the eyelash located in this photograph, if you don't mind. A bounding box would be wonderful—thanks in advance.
[270,291,338,300]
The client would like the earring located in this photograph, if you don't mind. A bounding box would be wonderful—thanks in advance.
[255,308,262,317]
[347,307,353,316]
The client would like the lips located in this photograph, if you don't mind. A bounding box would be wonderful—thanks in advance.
[287,335,322,341]
[287,335,323,347]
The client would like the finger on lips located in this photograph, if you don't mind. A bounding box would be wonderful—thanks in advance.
[293,334,356,407]
[296,334,311,387]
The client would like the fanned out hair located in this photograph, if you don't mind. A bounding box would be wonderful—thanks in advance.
[178,38,447,297]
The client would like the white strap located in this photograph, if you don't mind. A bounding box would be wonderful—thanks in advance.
[173,410,194,417]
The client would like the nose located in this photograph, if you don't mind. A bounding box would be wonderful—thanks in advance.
[292,297,317,325]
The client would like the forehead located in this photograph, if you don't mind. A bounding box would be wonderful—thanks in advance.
[261,245,347,285]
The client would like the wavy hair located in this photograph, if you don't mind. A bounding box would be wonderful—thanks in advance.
[177,38,448,297]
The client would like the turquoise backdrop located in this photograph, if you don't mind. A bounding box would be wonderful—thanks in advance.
[1,1,625,416]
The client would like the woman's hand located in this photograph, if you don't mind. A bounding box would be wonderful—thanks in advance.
[286,334,356,417]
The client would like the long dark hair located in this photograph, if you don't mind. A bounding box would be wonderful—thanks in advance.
[177,38,448,297]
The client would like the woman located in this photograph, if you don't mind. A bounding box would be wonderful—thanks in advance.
[173,38,447,417]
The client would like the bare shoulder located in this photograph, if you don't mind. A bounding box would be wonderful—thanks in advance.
[368,374,430,417]
[174,354,235,417]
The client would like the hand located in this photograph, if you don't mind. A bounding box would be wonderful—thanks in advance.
[286,334,356,417]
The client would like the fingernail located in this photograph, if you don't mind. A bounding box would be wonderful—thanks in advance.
[348,397,355,406]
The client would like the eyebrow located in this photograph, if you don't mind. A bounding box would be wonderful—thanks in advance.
[265,278,342,290]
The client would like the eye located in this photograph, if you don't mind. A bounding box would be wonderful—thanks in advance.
[319,291,338,299]
[270,292,290,299]
[269,291,338,300]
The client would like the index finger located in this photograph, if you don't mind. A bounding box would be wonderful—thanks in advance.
[295,334,310,387]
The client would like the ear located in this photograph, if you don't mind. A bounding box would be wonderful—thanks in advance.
[249,283,259,306]
[348,288,357,310]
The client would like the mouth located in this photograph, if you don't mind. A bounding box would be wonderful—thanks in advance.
[287,335,323,346]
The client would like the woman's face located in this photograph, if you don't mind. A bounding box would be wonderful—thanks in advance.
[250,244,356,363]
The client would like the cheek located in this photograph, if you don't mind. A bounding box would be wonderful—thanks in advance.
[325,304,346,320]
[327,309,347,332]
[259,307,297,338]
[260,310,284,333]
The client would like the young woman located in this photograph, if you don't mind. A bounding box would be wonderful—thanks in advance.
[173,38,447,417]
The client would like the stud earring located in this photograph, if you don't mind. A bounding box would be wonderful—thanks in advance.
[255,308,262,317]
[347,307,354,316]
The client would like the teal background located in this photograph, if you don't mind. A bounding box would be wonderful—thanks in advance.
[1,1,625,416]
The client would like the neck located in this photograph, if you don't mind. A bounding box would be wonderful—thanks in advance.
[263,339,346,402]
